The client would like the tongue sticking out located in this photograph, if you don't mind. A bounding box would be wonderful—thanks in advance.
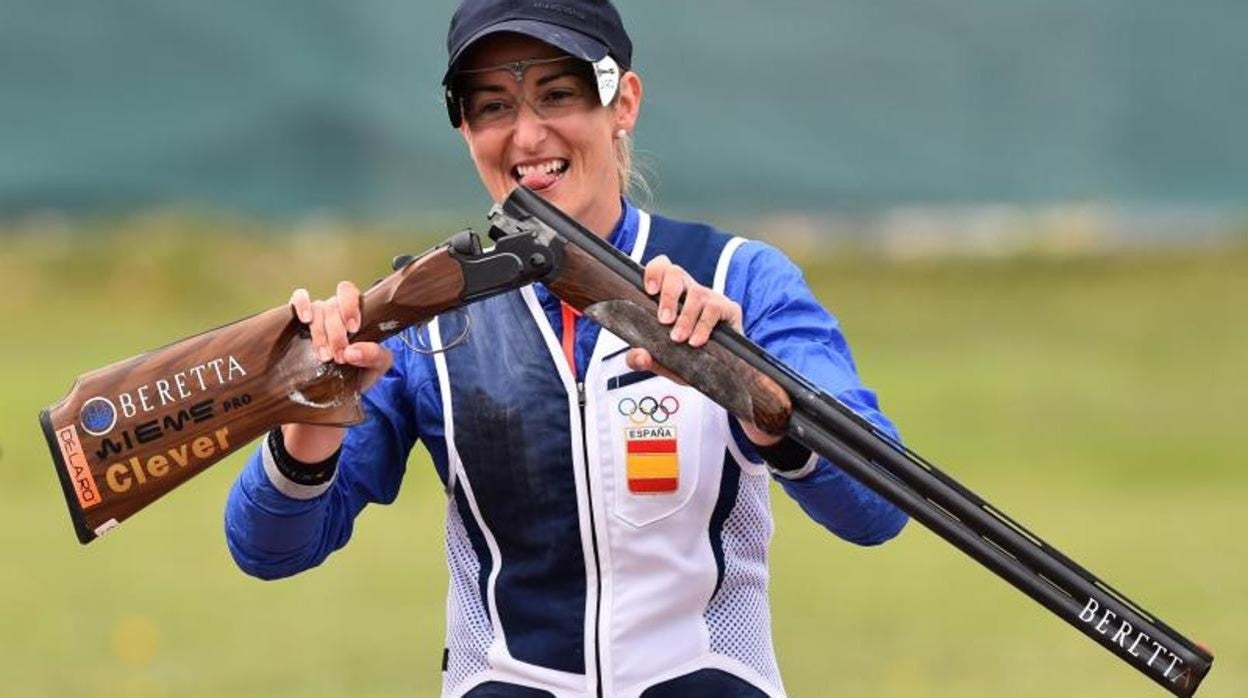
[520,168,562,190]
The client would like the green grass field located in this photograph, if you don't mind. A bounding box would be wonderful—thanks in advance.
[2,220,1244,697]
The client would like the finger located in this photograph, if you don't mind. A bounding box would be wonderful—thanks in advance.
[344,343,394,392]
[289,288,313,323]
[740,419,783,446]
[626,348,687,386]
[726,301,744,333]
[310,301,331,362]
[343,342,393,371]
[626,348,652,372]
[689,298,732,347]
[643,255,670,296]
[322,298,349,363]
[657,265,686,325]
[336,281,362,334]
[671,284,708,343]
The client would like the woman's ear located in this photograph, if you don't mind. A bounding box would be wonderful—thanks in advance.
[613,71,643,135]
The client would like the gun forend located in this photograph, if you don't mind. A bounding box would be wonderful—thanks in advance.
[496,185,1214,697]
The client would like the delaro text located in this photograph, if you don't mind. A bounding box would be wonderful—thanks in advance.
[115,355,246,418]
[56,425,103,509]
[104,428,232,494]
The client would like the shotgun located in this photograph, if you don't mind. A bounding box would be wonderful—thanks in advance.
[42,190,1212,694]
[494,186,1214,697]
[41,227,560,544]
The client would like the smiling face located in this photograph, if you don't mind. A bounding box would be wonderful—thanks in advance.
[454,33,641,238]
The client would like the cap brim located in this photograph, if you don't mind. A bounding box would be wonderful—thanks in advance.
[444,19,609,84]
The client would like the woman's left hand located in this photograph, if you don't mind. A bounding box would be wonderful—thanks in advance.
[625,255,783,446]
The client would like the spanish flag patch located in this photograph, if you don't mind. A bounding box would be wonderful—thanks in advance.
[625,426,679,494]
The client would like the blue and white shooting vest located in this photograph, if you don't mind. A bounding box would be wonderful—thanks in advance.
[429,211,784,697]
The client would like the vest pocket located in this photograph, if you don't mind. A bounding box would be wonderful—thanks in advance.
[604,372,703,527]
[606,369,657,391]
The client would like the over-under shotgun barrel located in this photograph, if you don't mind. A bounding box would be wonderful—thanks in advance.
[497,185,1213,696]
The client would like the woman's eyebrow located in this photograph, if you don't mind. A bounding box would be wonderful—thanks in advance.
[461,67,579,94]
[462,82,506,95]
[535,69,581,86]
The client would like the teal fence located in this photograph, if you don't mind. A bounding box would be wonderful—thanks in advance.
[2,1,1245,218]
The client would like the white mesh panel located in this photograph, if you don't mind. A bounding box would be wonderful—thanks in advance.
[704,472,783,691]
[442,500,494,694]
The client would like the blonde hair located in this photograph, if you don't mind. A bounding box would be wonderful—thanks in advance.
[614,126,653,207]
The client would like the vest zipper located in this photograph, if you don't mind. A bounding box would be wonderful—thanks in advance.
[577,381,605,697]
[564,302,604,697]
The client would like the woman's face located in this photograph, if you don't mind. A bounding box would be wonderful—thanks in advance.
[456,33,641,237]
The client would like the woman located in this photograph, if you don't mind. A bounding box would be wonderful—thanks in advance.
[225,1,907,696]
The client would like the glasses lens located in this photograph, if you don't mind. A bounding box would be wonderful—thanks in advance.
[463,92,518,127]
[456,58,596,129]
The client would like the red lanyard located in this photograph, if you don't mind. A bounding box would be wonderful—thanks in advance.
[560,302,581,378]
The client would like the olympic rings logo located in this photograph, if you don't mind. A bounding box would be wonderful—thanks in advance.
[617,395,681,424]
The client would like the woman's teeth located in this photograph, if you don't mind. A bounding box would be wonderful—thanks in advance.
[514,159,569,191]
[514,159,567,179]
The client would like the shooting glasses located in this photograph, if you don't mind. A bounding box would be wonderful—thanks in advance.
[445,54,621,128]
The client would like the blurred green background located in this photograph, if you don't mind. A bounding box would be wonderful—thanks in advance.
[3,0,1247,696]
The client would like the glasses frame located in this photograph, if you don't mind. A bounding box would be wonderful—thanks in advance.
[445,54,623,128]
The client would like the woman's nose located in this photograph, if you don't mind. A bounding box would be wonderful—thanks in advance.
[510,101,548,150]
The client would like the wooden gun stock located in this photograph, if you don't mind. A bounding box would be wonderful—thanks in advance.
[42,229,554,544]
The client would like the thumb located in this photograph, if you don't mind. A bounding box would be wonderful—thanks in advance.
[626,348,687,387]
[343,342,393,392]
[343,342,393,372]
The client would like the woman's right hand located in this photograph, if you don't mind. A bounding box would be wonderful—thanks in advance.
[281,281,394,463]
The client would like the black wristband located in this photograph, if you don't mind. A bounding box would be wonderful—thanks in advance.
[267,428,339,486]
[752,436,813,474]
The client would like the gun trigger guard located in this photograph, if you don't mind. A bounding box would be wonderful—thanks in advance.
[398,309,471,355]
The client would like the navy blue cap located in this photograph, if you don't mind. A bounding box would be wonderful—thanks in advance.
[444,0,633,84]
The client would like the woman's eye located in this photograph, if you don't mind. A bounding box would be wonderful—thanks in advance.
[468,98,513,119]
[542,88,579,106]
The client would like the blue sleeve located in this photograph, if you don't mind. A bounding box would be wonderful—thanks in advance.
[723,241,908,546]
[224,339,445,579]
